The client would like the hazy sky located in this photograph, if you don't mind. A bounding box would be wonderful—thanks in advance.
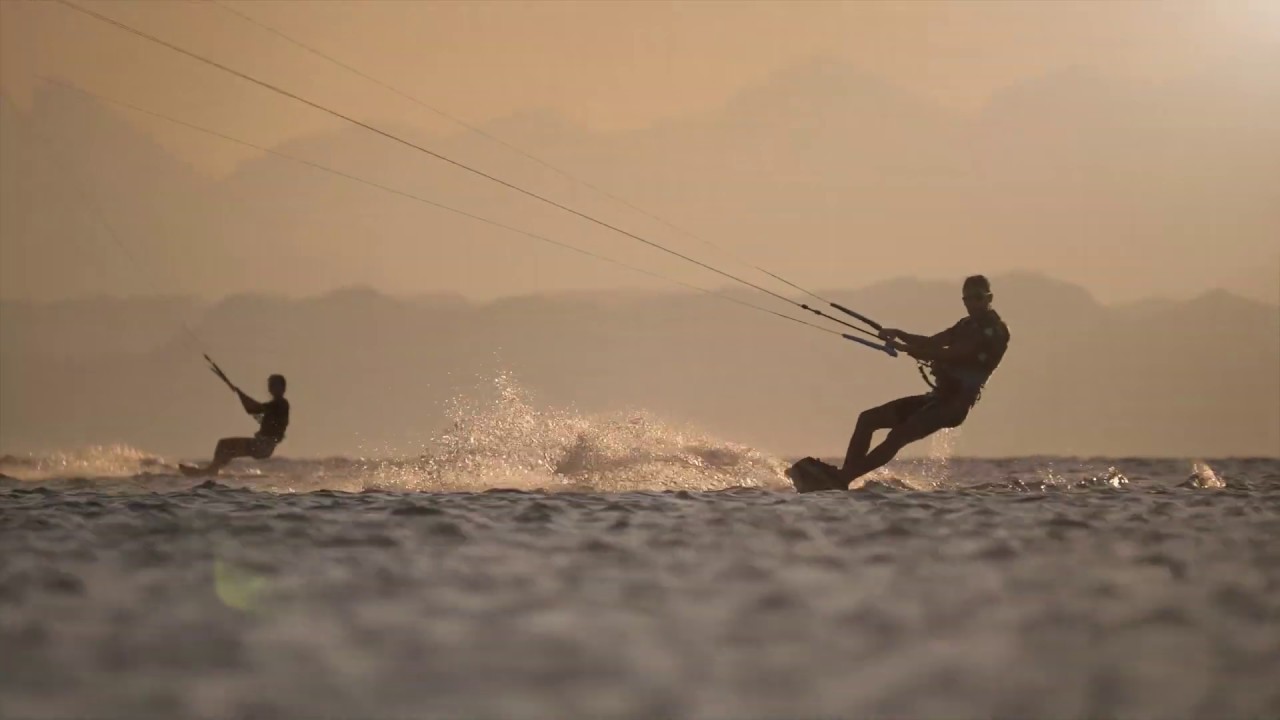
[6,1,1278,151]
[1,0,1278,303]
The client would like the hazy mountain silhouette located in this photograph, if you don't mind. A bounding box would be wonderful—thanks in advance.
[4,53,1277,303]
[2,273,1276,460]
[4,55,1276,459]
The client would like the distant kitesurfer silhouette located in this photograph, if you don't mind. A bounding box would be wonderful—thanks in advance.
[789,275,1010,492]
[181,356,290,477]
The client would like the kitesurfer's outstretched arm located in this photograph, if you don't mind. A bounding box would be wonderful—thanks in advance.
[900,336,981,364]
[881,329,928,345]
[206,355,265,415]
[236,390,265,416]
[879,325,960,356]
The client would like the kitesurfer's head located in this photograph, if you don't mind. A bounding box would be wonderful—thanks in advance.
[962,275,993,316]
[267,374,287,398]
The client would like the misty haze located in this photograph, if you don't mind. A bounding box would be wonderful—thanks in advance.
[1,3,1278,719]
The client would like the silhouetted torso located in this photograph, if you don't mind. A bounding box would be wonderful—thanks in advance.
[932,308,1010,401]
[255,398,290,442]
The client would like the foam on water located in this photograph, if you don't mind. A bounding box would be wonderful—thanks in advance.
[0,443,164,479]
[1185,461,1227,488]
[0,375,1260,495]
[358,373,791,493]
[851,427,960,491]
[0,375,790,493]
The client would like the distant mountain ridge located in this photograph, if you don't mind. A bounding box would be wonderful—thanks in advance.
[3,273,1277,460]
[4,51,1278,303]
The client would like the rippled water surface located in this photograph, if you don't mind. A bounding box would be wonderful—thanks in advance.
[2,453,1278,719]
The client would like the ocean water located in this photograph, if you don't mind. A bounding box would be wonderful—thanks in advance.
[2,379,1278,719]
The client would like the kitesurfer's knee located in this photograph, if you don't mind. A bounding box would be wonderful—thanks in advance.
[884,403,957,448]
[213,437,254,464]
[859,395,930,432]
[876,432,913,457]
[856,404,894,433]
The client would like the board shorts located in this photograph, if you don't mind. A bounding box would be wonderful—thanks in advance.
[248,436,280,459]
[873,391,973,444]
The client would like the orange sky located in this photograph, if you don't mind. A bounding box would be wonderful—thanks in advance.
[5,0,1276,143]
[1,0,1277,303]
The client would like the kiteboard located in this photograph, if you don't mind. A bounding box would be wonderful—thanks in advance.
[179,463,216,478]
[786,457,845,493]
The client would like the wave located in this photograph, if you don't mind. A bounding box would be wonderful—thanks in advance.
[0,374,797,494]
[355,373,792,493]
[0,444,166,480]
[1,375,1260,494]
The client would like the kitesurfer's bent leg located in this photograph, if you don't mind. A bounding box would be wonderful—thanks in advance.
[206,437,259,473]
[837,396,971,485]
[841,395,933,472]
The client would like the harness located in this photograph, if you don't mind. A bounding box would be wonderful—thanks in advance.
[917,360,937,390]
